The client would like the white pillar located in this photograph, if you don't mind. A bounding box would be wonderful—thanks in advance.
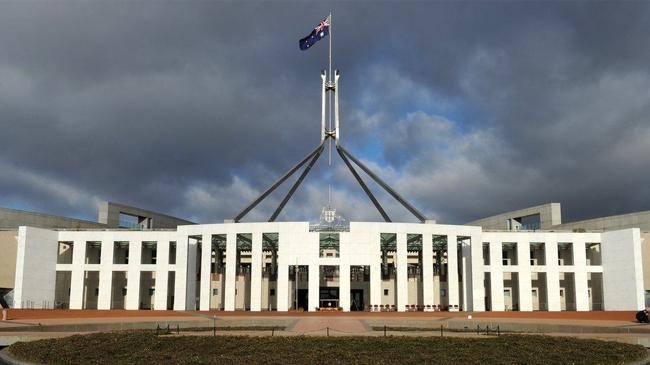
[573,239,589,311]
[69,240,86,310]
[224,232,237,311]
[250,232,263,311]
[422,234,434,307]
[447,235,459,309]
[370,263,382,307]
[154,240,169,310]
[198,234,212,311]
[469,234,485,311]
[308,264,319,311]
[461,239,473,311]
[517,240,533,311]
[185,237,198,310]
[277,263,289,311]
[396,233,408,311]
[545,238,561,311]
[489,240,505,311]
[174,235,189,310]
[97,236,114,310]
[340,264,350,311]
[125,240,142,310]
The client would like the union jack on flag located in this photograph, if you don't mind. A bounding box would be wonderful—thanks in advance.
[299,16,330,51]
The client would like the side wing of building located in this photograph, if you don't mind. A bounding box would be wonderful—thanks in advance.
[97,201,194,229]
[465,203,562,231]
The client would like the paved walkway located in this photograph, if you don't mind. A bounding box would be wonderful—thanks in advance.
[288,317,368,334]
[3,309,650,346]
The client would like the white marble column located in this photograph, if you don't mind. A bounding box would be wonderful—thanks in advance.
[199,234,212,311]
[370,263,382,307]
[69,240,86,309]
[276,263,289,311]
[545,238,561,311]
[422,234,434,307]
[97,236,114,310]
[396,233,408,311]
[339,265,350,311]
[184,237,198,310]
[517,240,533,311]
[461,239,473,311]
[489,240,505,311]
[447,235,459,309]
[125,240,142,310]
[154,240,169,310]
[573,239,589,311]
[224,232,237,311]
[308,264,319,311]
[174,235,189,310]
[250,232,263,311]
[469,234,485,311]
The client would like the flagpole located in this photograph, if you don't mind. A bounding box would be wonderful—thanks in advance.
[328,12,332,167]
[329,12,332,86]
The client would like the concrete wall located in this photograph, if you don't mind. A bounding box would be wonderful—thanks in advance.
[2,202,194,230]
[0,207,106,229]
[642,232,650,291]
[98,201,193,229]
[554,210,650,232]
[601,229,645,310]
[0,230,18,289]
[14,227,59,308]
[466,203,561,230]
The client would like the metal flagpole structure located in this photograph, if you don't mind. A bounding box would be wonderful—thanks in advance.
[328,12,333,167]
[232,14,428,224]
[329,12,332,87]
[269,143,325,221]
[327,12,333,208]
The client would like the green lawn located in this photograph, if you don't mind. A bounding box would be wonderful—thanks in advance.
[7,331,647,365]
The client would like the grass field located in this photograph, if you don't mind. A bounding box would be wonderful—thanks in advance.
[6,331,647,365]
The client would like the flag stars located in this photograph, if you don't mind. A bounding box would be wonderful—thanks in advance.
[299,15,331,51]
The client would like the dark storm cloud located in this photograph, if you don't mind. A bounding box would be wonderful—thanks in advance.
[1,1,649,224]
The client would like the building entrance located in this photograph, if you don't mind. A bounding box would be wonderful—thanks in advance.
[297,289,308,311]
[350,289,364,311]
[319,287,340,309]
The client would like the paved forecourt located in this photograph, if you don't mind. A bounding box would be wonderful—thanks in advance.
[2,309,650,347]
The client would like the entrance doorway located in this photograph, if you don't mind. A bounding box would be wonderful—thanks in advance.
[504,288,512,310]
[319,287,340,309]
[350,289,364,311]
[297,289,308,311]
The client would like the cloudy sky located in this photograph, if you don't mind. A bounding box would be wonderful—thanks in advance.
[1,1,650,225]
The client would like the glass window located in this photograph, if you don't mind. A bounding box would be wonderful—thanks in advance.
[320,233,340,258]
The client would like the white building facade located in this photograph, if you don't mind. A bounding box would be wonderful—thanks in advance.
[12,222,645,312]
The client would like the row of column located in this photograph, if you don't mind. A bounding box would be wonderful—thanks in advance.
[198,233,239,311]
[486,238,594,311]
[194,232,480,312]
[64,238,178,310]
[389,234,475,311]
[389,233,482,311]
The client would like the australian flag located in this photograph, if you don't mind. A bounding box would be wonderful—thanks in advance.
[299,16,330,51]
